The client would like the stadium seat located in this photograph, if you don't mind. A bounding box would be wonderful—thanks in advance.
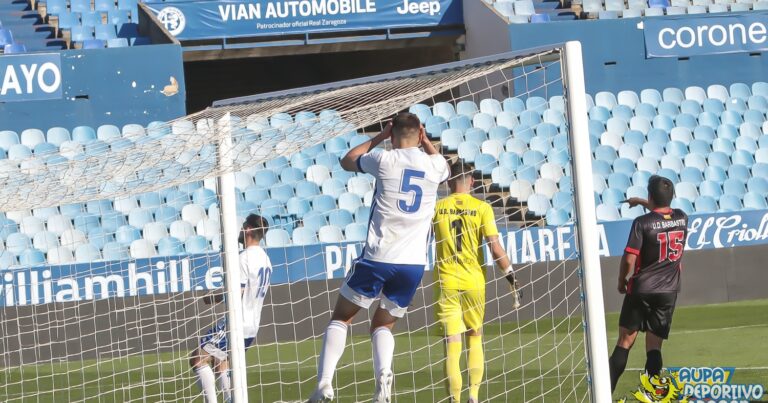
[157,237,184,256]
[75,244,102,262]
[48,246,75,264]
[293,227,318,245]
[130,239,156,258]
[6,233,32,255]
[596,204,621,221]
[184,236,210,254]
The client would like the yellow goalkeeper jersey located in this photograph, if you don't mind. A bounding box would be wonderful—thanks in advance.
[433,193,499,291]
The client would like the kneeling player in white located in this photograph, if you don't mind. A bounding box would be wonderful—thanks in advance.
[190,214,273,403]
[308,113,449,402]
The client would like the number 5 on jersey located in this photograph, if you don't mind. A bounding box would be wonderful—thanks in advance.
[398,169,425,213]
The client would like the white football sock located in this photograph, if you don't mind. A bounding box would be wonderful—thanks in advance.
[194,365,217,403]
[218,368,232,403]
[317,320,348,386]
[371,326,395,376]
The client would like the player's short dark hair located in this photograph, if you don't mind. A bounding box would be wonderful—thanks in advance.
[240,214,268,243]
[647,175,674,207]
[390,112,421,137]
[449,161,474,183]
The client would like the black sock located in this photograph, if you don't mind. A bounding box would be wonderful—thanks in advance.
[609,346,630,392]
[645,349,663,378]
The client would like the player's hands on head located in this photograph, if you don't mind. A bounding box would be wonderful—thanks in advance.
[379,121,393,139]
[418,125,428,146]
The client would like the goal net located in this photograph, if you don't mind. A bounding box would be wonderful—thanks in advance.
[0,42,609,402]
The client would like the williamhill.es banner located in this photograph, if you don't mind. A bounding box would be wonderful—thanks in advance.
[145,0,463,41]
[644,12,768,57]
[3,210,768,307]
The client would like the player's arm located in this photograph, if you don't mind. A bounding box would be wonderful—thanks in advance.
[340,122,392,172]
[480,203,521,307]
[625,197,652,211]
[617,252,636,294]
[620,218,643,293]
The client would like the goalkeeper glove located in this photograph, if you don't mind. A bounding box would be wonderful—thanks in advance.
[503,266,522,309]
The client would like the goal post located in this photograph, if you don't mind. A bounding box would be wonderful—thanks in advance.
[0,41,612,402]
[563,41,612,403]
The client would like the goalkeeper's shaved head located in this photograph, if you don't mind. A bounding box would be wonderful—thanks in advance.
[448,161,474,193]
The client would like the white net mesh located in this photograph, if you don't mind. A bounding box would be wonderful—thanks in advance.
[0,45,591,402]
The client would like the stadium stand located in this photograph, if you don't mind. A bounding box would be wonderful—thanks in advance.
[0,0,149,51]
[0,0,66,52]
[486,0,767,22]
[2,82,768,263]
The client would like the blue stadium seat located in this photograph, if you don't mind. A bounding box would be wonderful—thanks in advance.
[280,167,304,186]
[320,178,345,199]
[603,164,630,186]
[293,227,318,245]
[184,236,210,254]
[612,158,636,177]
[114,224,140,246]
[327,210,353,228]
[87,227,114,250]
[593,160,613,178]
[433,102,456,119]
[743,192,768,210]
[265,229,291,247]
[100,241,128,260]
[254,170,279,189]
[72,26,95,43]
[409,104,432,122]
[95,24,118,40]
[19,248,45,266]
[496,111,518,131]
[312,195,336,214]
[601,188,624,207]
[656,168,679,184]
[723,178,747,196]
[8,144,32,160]
[157,237,184,256]
[596,204,620,221]
[325,137,348,156]
[614,144,643,164]
[719,194,742,212]
[747,177,768,196]
[448,115,472,133]
[294,180,320,199]
[526,194,551,217]
[458,142,480,163]
[623,130,645,148]
[545,208,570,226]
[670,198,694,215]
[5,232,31,255]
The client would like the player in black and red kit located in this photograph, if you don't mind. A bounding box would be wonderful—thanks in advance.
[608,175,688,392]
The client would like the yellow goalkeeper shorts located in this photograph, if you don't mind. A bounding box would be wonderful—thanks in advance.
[435,288,485,336]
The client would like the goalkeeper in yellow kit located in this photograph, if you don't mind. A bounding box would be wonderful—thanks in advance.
[433,162,521,403]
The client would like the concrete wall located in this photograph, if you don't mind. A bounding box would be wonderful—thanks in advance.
[2,244,766,366]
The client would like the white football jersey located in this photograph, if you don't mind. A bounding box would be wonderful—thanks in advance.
[358,147,449,265]
[240,245,272,338]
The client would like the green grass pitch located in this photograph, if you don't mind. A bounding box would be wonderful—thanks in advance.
[1,299,766,402]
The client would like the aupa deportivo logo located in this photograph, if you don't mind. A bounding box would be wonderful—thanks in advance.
[619,367,765,402]
[157,6,186,36]
[618,371,691,403]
